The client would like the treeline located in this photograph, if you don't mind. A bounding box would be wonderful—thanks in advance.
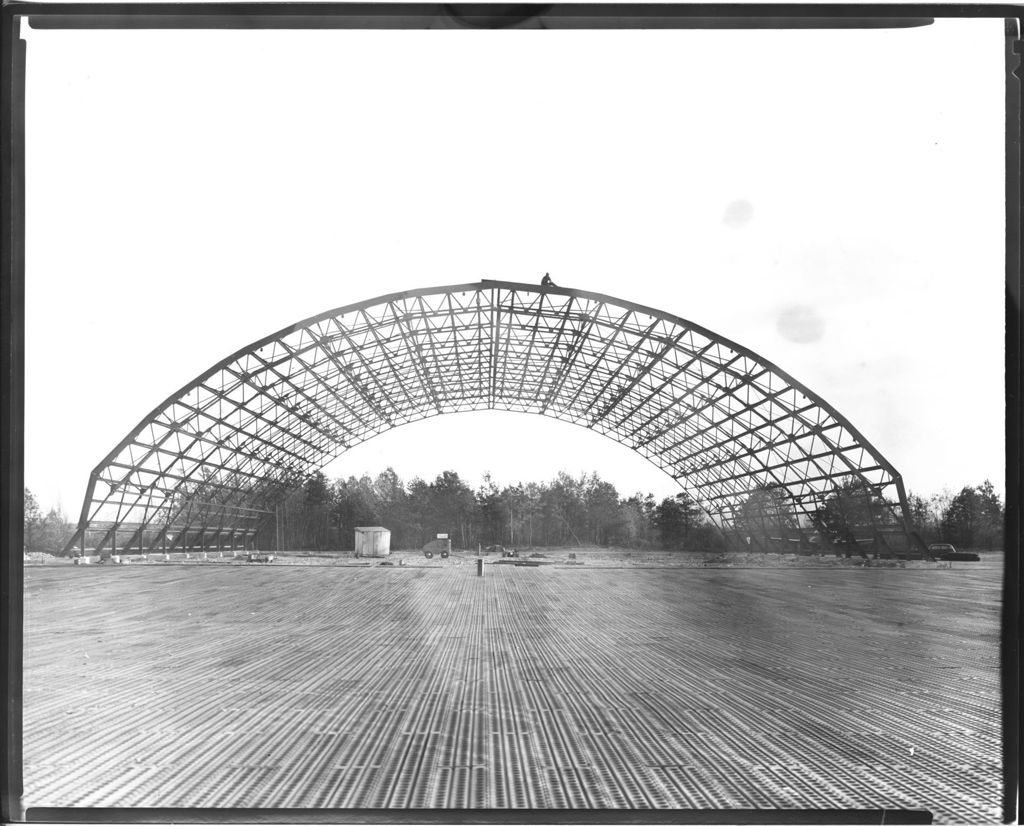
[260,469,724,553]
[906,481,1004,550]
[733,479,1004,552]
[23,476,1006,556]
[23,489,74,556]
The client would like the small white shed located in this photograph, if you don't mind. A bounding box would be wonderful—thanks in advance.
[354,526,391,558]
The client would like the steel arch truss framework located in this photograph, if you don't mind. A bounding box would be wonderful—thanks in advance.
[68,281,919,557]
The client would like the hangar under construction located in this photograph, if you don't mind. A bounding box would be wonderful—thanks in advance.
[64,280,929,560]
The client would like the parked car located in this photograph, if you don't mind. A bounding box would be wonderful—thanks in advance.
[927,543,980,562]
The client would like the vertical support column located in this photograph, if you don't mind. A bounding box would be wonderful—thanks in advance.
[893,475,931,559]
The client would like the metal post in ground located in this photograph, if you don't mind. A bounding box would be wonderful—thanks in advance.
[477,558,483,577]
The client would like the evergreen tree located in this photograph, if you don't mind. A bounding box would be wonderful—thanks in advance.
[941,481,1003,550]
[428,471,478,548]
[583,475,622,545]
[654,494,701,550]
[24,488,41,553]
[811,479,893,554]
[476,473,505,546]
[23,490,73,555]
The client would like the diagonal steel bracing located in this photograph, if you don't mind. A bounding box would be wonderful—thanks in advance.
[66,280,914,556]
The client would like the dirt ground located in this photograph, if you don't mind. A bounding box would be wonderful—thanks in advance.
[22,556,1004,821]
[37,545,967,570]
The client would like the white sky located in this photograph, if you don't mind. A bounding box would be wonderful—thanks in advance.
[22,18,1005,517]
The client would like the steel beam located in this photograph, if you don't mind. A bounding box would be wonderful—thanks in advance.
[65,280,912,555]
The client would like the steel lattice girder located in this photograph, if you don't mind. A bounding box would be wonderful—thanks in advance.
[65,280,915,555]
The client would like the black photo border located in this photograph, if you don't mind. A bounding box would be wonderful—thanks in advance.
[1,4,1019,823]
